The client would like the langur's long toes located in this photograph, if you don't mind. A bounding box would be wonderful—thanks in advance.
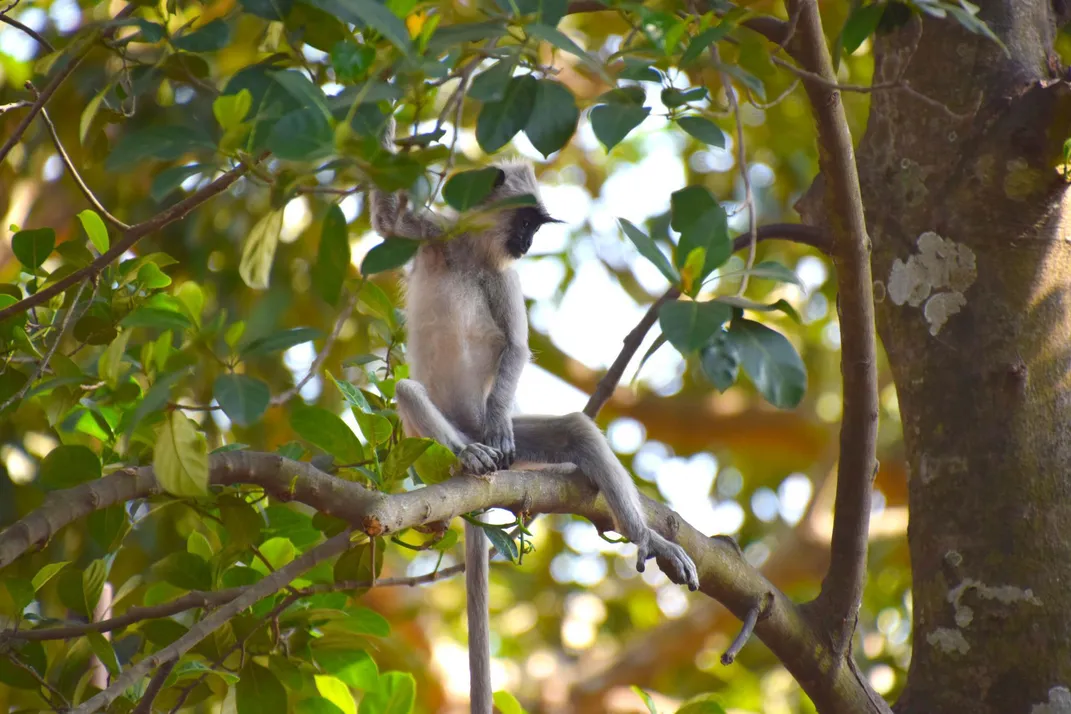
[458,444,501,476]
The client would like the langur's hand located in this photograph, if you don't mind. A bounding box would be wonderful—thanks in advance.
[482,419,515,469]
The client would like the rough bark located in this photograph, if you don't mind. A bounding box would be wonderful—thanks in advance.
[801,1,1071,711]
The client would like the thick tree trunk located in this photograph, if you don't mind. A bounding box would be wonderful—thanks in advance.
[808,1,1071,711]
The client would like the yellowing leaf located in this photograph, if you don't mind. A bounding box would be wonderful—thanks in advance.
[213,89,253,131]
[154,411,209,497]
[405,11,426,38]
[316,674,357,714]
[239,209,284,290]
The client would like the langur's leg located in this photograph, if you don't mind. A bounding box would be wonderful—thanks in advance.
[513,414,699,591]
[395,379,500,475]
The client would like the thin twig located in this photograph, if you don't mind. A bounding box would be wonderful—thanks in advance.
[0,280,90,413]
[0,100,31,114]
[0,13,54,52]
[131,659,175,714]
[5,651,71,708]
[711,45,758,296]
[269,288,358,406]
[0,4,135,166]
[0,155,263,324]
[721,600,762,665]
[7,564,465,643]
[29,82,130,230]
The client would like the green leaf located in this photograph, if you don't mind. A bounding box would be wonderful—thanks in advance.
[219,494,265,548]
[86,632,121,677]
[841,4,886,54]
[272,70,332,122]
[618,219,678,285]
[76,209,109,253]
[481,524,518,561]
[239,209,284,290]
[12,227,55,270]
[671,186,731,281]
[214,374,271,427]
[469,60,514,102]
[713,295,802,323]
[240,0,293,21]
[316,674,357,714]
[151,164,205,202]
[493,691,527,714]
[241,327,323,358]
[303,0,412,53]
[251,537,297,575]
[681,21,736,65]
[312,645,378,689]
[32,561,70,592]
[267,107,334,162]
[333,606,390,637]
[661,86,707,108]
[331,41,376,82]
[297,698,348,714]
[382,437,433,482]
[443,168,502,211]
[618,58,661,82]
[237,661,288,714]
[412,442,457,485]
[0,639,45,688]
[173,18,232,52]
[358,671,416,714]
[73,315,118,345]
[124,369,188,442]
[659,299,732,353]
[80,85,109,145]
[589,103,650,152]
[175,281,205,327]
[154,410,210,497]
[699,328,739,392]
[312,205,350,305]
[632,686,658,714]
[361,238,420,275]
[291,405,365,463]
[329,372,373,413]
[676,693,728,714]
[83,558,107,614]
[155,551,212,590]
[39,444,102,490]
[476,74,538,154]
[334,541,383,585]
[137,262,172,289]
[121,306,193,332]
[525,24,604,77]
[676,116,725,147]
[214,89,253,130]
[105,125,215,172]
[728,318,806,408]
[525,80,578,158]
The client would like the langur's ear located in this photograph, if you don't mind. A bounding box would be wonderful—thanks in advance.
[493,168,507,189]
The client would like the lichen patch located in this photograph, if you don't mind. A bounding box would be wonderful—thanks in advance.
[1031,686,1071,714]
[887,231,976,335]
[926,627,970,655]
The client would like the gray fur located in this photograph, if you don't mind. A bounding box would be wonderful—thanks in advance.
[369,117,698,714]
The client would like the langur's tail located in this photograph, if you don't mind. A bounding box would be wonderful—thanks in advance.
[465,521,492,714]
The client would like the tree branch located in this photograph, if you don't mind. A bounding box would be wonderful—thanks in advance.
[72,530,355,714]
[0,156,262,324]
[0,451,881,712]
[0,13,54,52]
[131,660,174,714]
[787,0,880,665]
[582,223,829,419]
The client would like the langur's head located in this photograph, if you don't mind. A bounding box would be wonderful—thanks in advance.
[485,161,563,259]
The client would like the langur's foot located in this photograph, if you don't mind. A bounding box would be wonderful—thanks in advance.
[638,531,700,591]
[456,443,502,478]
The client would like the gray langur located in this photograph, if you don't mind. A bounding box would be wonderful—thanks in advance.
[369,118,699,714]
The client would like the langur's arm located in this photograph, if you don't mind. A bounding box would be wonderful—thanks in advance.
[369,118,445,241]
[479,271,530,466]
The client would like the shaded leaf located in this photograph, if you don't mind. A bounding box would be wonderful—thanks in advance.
[589,103,649,151]
[39,444,102,490]
[266,107,334,162]
[361,238,420,275]
[173,19,232,52]
[618,219,678,285]
[11,228,55,270]
[313,205,351,305]
[214,374,271,427]
[443,168,502,211]
[476,74,538,154]
[241,327,322,358]
[525,80,578,158]
[151,164,204,202]
[303,0,412,52]
[700,328,739,392]
[469,60,514,102]
[155,551,212,590]
[728,318,806,408]
[671,186,731,281]
[676,116,725,147]
[659,299,732,353]
[481,524,519,561]
[237,661,288,714]
[32,561,70,592]
[105,125,215,172]
[120,306,193,332]
[841,4,886,54]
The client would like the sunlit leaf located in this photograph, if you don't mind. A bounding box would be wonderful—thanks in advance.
[213,89,253,130]
[291,406,365,463]
[357,671,415,714]
[154,411,210,497]
[76,209,109,253]
[31,561,70,592]
[493,691,528,714]
[676,693,729,714]
[631,686,659,714]
[382,437,433,482]
[239,209,284,290]
[412,442,457,485]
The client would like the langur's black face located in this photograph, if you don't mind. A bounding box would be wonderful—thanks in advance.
[506,206,563,258]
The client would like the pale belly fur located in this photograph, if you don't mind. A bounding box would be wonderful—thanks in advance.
[405,270,503,435]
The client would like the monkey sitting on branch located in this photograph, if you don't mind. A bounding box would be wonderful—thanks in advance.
[369,116,699,713]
